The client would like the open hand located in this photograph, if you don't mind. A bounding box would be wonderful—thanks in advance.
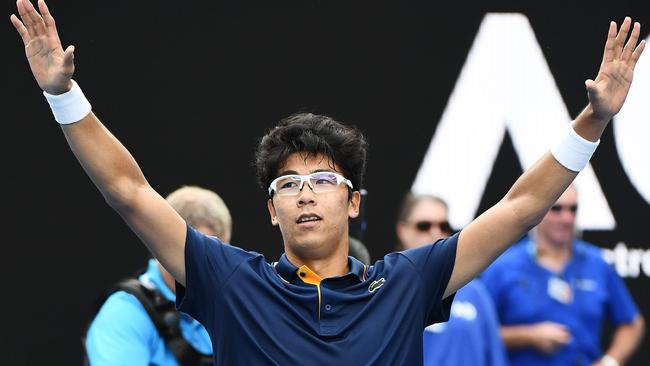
[586,17,645,121]
[11,0,74,95]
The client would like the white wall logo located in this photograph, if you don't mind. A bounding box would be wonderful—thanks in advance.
[411,13,614,231]
[613,32,650,206]
[603,243,650,278]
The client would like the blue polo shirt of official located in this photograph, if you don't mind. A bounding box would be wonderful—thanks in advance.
[423,279,508,366]
[176,224,458,365]
[482,238,639,366]
[86,258,213,366]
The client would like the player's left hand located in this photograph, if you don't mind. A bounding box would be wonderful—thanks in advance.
[586,17,645,122]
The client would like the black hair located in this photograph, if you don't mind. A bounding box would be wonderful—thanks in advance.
[255,113,368,196]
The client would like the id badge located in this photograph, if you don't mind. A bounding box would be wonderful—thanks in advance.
[548,276,573,304]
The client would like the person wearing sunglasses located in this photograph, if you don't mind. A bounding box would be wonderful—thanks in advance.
[482,185,645,366]
[396,193,508,366]
[12,0,646,364]
[395,194,453,251]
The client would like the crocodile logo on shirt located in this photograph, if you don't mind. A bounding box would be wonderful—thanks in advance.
[368,278,385,293]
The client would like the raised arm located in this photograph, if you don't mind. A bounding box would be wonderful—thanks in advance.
[444,18,645,298]
[11,0,188,285]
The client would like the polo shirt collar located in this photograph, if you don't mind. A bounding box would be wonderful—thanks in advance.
[348,255,367,280]
[274,253,367,284]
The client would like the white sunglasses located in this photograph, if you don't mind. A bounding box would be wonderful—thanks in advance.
[268,172,353,197]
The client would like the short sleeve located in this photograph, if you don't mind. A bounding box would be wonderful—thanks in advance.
[176,224,256,328]
[604,263,639,326]
[402,232,459,324]
[85,292,157,366]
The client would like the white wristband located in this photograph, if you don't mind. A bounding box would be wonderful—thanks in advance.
[43,80,92,125]
[550,122,600,172]
[601,355,620,366]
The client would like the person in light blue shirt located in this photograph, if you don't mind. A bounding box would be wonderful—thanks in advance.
[85,186,232,366]
[396,193,508,366]
[482,186,644,366]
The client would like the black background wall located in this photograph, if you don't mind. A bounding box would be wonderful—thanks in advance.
[4,0,650,364]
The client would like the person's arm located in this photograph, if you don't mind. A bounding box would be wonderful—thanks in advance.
[597,314,645,366]
[500,322,572,354]
[11,0,188,285]
[443,18,645,298]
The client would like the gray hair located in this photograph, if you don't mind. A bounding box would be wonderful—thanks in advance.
[349,236,371,265]
[166,186,232,239]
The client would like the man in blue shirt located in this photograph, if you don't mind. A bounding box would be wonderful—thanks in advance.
[85,186,232,366]
[395,193,508,366]
[482,185,645,366]
[12,1,645,364]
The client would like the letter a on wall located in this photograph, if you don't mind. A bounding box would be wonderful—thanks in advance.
[412,13,615,230]
[614,32,650,206]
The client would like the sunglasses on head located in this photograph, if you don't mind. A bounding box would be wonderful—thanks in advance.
[412,220,452,233]
[550,204,578,213]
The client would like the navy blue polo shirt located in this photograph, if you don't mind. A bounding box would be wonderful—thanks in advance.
[176,225,458,365]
